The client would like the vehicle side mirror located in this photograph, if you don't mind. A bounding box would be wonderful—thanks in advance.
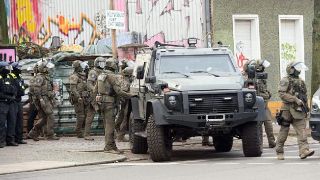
[145,76,156,83]
[136,65,145,79]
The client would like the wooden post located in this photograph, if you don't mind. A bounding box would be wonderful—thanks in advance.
[109,0,117,58]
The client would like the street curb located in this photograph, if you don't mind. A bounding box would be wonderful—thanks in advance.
[0,156,127,176]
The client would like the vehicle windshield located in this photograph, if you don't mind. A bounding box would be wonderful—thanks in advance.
[155,54,236,78]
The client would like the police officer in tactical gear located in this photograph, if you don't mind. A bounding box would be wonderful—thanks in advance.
[10,62,27,144]
[115,66,134,142]
[28,59,60,141]
[0,61,18,147]
[96,58,135,154]
[69,60,94,140]
[87,57,106,131]
[243,59,276,148]
[276,61,314,160]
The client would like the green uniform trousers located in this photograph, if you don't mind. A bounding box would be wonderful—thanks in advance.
[74,101,95,137]
[115,100,129,137]
[33,97,55,138]
[275,110,309,155]
[264,107,275,144]
[100,102,117,151]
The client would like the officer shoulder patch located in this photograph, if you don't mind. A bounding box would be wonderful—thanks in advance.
[97,74,106,81]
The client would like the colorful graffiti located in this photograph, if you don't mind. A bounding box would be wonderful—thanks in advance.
[6,0,42,43]
[38,13,102,46]
[5,0,205,49]
[5,0,106,47]
[235,41,249,71]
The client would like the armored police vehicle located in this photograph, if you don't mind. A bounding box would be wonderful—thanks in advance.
[310,87,320,141]
[129,38,266,162]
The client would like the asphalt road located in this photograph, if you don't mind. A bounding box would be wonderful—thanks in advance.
[1,143,320,180]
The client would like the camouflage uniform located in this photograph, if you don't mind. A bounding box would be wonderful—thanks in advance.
[275,61,314,160]
[256,78,276,147]
[115,67,134,142]
[96,58,133,154]
[87,57,105,132]
[242,60,276,148]
[69,60,93,139]
[28,60,59,141]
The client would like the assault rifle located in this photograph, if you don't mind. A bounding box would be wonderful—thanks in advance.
[296,93,310,114]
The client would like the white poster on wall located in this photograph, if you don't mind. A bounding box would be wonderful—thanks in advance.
[106,10,125,30]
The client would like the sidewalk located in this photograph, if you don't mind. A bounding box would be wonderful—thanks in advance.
[0,136,127,175]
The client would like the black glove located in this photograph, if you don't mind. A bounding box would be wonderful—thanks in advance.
[131,95,139,98]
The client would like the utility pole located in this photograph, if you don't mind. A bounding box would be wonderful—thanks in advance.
[109,0,117,58]
[312,0,320,95]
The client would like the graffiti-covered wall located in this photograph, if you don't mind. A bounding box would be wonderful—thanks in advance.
[4,0,206,48]
[5,0,109,47]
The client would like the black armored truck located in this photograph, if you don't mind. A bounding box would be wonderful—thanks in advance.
[129,39,266,162]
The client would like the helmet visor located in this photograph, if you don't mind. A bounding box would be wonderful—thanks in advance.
[80,61,89,69]
[5,65,13,71]
[46,62,55,69]
[261,60,270,68]
[293,62,308,72]
[98,61,106,69]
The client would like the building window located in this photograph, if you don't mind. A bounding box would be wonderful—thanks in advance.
[232,15,261,71]
[279,15,304,79]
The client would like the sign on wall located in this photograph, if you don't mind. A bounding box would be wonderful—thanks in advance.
[106,10,125,30]
[0,46,16,63]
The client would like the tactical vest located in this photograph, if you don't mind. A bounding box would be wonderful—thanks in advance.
[70,73,87,94]
[97,72,115,96]
[9,73,26,98]
[0,74,17,101]
[30,74,53,98]
[288,76,307,96]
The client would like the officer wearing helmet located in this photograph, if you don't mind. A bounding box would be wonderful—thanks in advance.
[28,59,59,141]
[87,57,106,131]
[0,61,18,147]
[275,61,314,160]
[96,58,135,154]
[10,62,27,144]
[115,66,134,142]
[69,60,94,140]
[243,59,276,148]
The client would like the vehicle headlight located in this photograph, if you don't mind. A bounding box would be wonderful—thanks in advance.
[312,96,320,113]
[164,92,182,111]
[243,92,256,108]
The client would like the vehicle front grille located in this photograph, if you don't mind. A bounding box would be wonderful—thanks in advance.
[188,93,238,114]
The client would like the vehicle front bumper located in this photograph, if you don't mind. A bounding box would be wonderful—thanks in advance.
[310,113,320,141]
[163,111,258,129]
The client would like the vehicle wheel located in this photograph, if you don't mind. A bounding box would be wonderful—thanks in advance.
[129,113,148,154]
[241,122,263,157]
[147,114,172,162]
[212,135,233,152]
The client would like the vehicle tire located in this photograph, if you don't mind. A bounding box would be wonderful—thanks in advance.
[241,122,263,157]
[130,113,148,154]
[212,135,233,152]
[147,114,172,162]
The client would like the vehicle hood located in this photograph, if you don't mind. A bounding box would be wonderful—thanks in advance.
[159,75,244,91]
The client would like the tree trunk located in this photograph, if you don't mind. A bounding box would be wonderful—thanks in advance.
[0,0,9,44]
[312,0,320,95]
